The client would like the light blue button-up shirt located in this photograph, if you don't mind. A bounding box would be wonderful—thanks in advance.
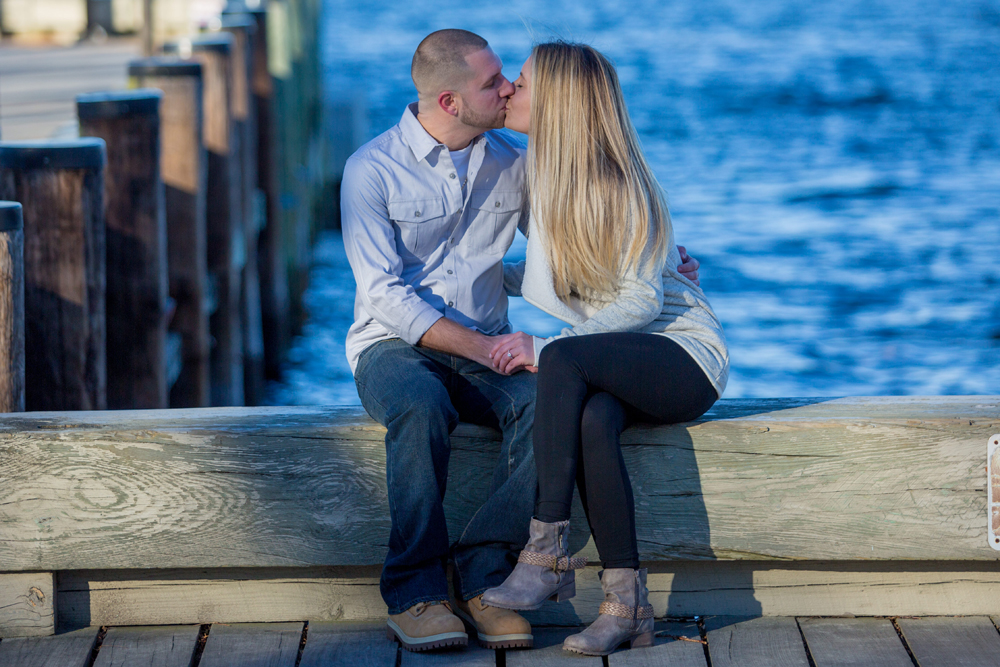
[341,104,528,373]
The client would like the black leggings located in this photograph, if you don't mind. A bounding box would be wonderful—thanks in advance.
[533,333,718,569]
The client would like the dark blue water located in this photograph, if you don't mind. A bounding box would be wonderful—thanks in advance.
[266,0,1000,405]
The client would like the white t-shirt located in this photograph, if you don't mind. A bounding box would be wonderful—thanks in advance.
[450,143,474,193]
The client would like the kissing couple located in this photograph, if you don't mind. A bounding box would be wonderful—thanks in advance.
[342,29,728,656]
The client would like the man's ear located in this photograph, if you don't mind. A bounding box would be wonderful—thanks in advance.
[437,90,460,117]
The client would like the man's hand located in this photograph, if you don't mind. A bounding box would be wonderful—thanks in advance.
[677,245,700,286]
[489,332,537,374]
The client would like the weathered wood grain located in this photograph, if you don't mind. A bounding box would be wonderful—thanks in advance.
[608,621,707,667]
[0,398,996,572]
[0,572,53,637]
[896,616,1000,667]
[0,626,97,667]
[198,622,301,667]
[797,617,911,667]
[93,625,199,667]
[53,562,1000,630]
[0,203,24,413]
[298,622,395,667]
[705,616,810,667]
[506,627,599,666]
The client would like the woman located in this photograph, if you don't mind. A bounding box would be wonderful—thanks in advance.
[480,42,729,656]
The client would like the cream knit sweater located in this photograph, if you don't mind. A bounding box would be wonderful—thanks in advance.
[503,216,729,397]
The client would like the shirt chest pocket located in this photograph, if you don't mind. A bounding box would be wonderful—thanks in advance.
[388,198,448,258]
[468,189,523,253]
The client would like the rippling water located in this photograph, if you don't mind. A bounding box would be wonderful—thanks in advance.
[266,0,1000,405]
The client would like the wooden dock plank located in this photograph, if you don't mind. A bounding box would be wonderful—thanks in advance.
[798,617,911,667]
[399,641,494,665]
[897,616,1000,667]
[299,622,395,667]
[93,625,200,667]
[0,627,98,667]
[0,572,54,638]
[198,622,302,667]
[705,617,810,667]
[506,627,600,666]
[609,620,707,667]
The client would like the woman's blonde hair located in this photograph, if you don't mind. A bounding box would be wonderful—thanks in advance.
[529,42,669,301]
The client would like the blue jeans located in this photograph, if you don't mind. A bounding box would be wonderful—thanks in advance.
[354,338,537,615]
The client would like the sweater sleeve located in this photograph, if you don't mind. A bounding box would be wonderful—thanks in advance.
[532,251,664,361]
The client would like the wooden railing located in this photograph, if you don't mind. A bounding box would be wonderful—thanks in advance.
[1,396,996,637]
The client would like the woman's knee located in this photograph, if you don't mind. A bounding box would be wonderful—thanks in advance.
[538,336,588,371]
[580,392,627,451]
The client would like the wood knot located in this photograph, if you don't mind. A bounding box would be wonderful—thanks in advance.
[27,587,45,607]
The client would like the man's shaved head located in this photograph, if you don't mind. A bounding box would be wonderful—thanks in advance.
[412,29,489,98]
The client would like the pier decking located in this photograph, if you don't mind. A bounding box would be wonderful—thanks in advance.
[4,617,1000,666]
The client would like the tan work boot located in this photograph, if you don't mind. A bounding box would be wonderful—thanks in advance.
[453,594,534,649]
[386,600,468,651]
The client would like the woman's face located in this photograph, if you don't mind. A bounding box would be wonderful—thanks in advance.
[504,56,532,134]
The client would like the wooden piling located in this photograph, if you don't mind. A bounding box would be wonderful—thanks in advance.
[0,140,107,411]
[0,202,24,413]
[164,35,244,407]
[243,6,289,381]
[77,89,168,410]
[128,58,211,409]
[218,14,265,405]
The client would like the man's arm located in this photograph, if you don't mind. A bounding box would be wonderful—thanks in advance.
[341,158,444,345]
[341,157,504,369]
[417,317,496,368]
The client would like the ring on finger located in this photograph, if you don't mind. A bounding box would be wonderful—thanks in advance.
[507,350,514,359]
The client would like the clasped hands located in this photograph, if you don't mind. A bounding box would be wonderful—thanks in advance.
[488,331,536,375]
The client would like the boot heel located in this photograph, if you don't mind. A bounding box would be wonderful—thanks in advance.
[548,579,576,602]
[630,631,655,648]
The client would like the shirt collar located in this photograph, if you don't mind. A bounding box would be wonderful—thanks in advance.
[399,102,489,163]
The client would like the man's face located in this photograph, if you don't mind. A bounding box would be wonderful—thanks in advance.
[456,47,515,130]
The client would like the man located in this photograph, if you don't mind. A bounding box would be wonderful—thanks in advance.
[341,29,701,652]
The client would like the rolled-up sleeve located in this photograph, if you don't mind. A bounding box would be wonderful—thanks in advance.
[341,157,443,345]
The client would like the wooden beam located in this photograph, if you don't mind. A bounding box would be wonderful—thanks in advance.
[0,398,996,573]
[0,572,53,638]
[53,561,1000,631]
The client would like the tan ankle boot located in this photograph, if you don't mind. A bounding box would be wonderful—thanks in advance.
[562,568,655,656]
[453,594,534,649]
[481,518,587,611]
[386,600,468,651]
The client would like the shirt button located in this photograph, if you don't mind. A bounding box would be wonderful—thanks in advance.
[495,201,501,207]
[449,173,457,179]
[447,270,453,274]
[414,210,421,217]
[448,301,454,307]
